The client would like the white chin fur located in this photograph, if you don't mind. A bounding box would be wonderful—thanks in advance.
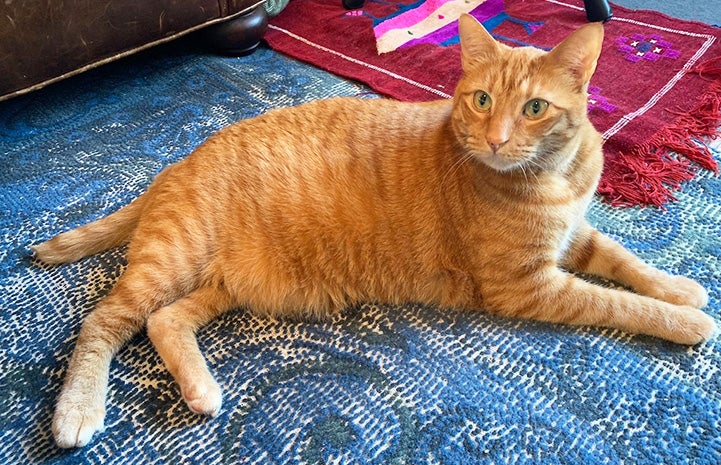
[477,153,521,172]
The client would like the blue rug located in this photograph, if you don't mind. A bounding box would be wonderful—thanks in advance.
[1,37,720,464]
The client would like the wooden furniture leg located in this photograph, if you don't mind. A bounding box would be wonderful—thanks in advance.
[203,6,269,56]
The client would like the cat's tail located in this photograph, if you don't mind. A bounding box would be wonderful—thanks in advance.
[32,194,147,264]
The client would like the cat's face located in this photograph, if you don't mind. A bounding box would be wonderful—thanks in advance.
[451,15,603,173]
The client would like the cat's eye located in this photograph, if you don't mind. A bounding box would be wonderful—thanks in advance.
[523,99,549,119]
[473,91,492,112]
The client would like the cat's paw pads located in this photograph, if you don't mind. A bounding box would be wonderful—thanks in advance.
[52,402,105,448]
[182,380,222,417]
[669,307,717,345]
[651,275,708,308]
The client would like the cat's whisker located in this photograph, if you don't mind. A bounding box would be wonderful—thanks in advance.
[526,164,539,184]
[517,162,530,183]
[442,150,476,187]
[524,160,543,183]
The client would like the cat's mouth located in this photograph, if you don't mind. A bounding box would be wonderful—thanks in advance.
[462,136,528,172]
[475,150,525,172]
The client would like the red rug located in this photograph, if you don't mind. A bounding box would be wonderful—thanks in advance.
[266,0,721,207]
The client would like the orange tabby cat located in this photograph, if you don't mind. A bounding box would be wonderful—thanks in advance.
[34,15,715,448]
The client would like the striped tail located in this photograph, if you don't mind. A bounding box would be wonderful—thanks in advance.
[32,195,146,264]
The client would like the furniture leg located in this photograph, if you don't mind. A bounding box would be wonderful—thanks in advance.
[203,6,269,56]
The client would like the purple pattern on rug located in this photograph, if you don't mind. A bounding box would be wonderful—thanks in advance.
[615,34,681,63]
[588,85,617,113]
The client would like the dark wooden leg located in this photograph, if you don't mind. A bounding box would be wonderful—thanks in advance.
[343,0,365,9]
[203,6,269,56]
[584,0,613,22]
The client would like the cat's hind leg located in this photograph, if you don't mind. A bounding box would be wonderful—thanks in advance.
[52,267,171,448]
[146,285,236,417]
[561,222,708,308]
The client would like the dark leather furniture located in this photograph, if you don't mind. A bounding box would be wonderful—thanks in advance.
[0,0,269,102]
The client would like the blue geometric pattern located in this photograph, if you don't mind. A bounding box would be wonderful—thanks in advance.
[0,37,719,464]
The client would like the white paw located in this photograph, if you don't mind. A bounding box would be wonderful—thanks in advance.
[181,378,222,417]
[52,400,105,448]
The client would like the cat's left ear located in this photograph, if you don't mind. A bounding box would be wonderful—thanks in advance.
[459,14,499,71]
[546,23,604,89]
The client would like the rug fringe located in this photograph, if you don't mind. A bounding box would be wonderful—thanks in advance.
[598,58,721,208]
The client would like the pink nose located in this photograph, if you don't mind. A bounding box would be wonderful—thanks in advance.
[486,137,508,153]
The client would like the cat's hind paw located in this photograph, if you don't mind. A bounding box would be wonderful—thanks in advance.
[52,401,105,448]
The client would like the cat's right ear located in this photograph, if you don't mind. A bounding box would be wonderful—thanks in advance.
[546,22,604,89]
[459,14,499,71]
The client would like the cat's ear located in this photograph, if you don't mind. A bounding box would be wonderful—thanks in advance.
[546,23,604,89]
[459,14,499,71]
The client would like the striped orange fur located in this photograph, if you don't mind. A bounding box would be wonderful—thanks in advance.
[34,15,715,448]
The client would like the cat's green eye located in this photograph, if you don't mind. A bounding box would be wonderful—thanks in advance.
[523,99,549,119]
[473,91,492,112]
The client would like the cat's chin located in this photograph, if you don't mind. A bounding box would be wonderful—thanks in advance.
[475,153,523,173]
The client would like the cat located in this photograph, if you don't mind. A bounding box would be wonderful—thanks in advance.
[33,14,716,449]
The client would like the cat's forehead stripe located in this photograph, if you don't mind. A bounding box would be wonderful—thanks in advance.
[518,79,530,97]
[484,57,537,97]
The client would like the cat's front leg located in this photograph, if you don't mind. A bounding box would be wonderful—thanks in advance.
[487,269,716,345]
[561,222,708,308]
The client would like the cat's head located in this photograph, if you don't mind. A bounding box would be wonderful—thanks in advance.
[451,14,603,173]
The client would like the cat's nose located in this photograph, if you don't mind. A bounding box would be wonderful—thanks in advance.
[486,137,508,154]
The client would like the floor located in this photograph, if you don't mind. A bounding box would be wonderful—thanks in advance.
[613,0,720,25]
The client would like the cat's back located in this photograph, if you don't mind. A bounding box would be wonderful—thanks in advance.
[226,96,451,156]
[181,97,454,200]
[251,96,448,130]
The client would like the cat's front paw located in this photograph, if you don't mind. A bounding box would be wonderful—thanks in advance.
[181,378,222,417]
[666,307,717,345]
[646,275,708,308]
[52,397,105,448]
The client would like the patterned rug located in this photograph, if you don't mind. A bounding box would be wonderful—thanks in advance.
[265,0,721,207]
[1,36,721,465]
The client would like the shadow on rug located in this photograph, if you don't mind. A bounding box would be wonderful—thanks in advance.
[0,36,720,464]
